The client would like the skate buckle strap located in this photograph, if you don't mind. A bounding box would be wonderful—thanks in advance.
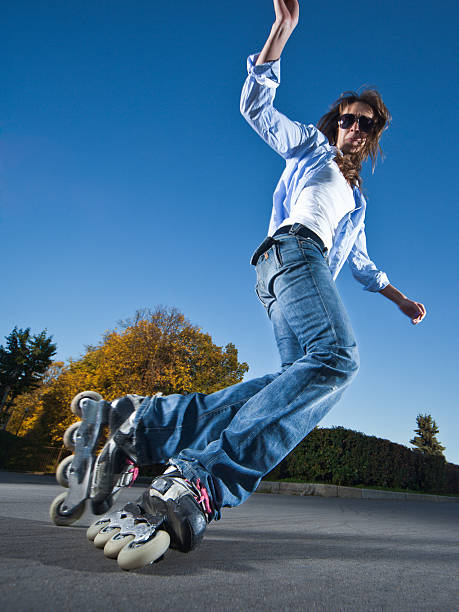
[126,459,139,487]
[194,478,212,516]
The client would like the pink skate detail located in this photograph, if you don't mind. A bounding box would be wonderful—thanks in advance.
[195,478,212,516]
[126,459,139,487]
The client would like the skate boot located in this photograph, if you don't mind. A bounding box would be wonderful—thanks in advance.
[49,391,147,526]
[87,465,213,571]
[89,404,139,516]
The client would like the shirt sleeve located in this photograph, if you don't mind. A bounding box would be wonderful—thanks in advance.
[347,223,390,292]
[240,53,318,159]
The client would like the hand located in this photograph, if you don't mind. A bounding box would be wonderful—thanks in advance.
[399,298,426,325]
[256,0,299,65]
[273,0,300,30]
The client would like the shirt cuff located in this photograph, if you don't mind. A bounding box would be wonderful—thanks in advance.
[247,53,281,89]
[364,271,390,292]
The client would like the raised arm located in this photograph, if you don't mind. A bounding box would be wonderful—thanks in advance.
[241,0,329,159]
[256,0,299,65]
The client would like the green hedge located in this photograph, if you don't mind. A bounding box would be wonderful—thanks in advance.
[0,431,66,473]
[444,462,459,494]
[2,427,458,495]
[0,430,28,468]
[270,427,459,495]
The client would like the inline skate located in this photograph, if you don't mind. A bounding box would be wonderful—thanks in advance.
[87,465,212,570]
[49,391,147,526]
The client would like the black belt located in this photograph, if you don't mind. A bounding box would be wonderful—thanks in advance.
[251,224,326,266]
[273,224,326,251]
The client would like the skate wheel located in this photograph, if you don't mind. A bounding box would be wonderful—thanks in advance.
[104,533,135,558]
[70,390,103,417]
[63,421,81,451]
[49,492,85,526]
[87,518,111,541]
[94,526,121,549]
[117,530,170,571]
[56,454,75,488]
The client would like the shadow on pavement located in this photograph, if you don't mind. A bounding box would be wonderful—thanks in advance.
[2,515,457,577]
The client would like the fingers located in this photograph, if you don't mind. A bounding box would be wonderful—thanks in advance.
[412,302,427,325]
[273,0,299,26]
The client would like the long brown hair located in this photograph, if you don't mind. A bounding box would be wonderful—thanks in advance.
[317,89,391,188]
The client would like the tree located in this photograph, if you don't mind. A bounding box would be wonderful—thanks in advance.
[0,327,57,428]
[5,362,65,437]
[15,307,249,446]
[410,413,446,457]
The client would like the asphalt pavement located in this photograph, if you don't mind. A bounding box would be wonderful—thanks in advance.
[1,471,458,611]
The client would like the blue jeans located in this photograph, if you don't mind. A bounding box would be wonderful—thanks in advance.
[134,227,359,519]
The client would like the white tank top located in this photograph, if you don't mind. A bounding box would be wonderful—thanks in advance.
[278,160,355,250]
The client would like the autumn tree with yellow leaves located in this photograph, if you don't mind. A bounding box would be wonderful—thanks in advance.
[7,307,248,447]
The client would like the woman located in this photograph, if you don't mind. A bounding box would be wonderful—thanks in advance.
[66,0,426,570]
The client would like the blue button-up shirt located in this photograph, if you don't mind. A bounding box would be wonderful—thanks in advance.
[240,54,389,292]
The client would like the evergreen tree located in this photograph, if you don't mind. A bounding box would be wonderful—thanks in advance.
[0,327,57,428]
[410,413,446,457]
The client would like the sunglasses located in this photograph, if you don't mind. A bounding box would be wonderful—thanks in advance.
[338,113,375,133]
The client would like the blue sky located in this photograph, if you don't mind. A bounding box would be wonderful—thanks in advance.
[1,0,458,464]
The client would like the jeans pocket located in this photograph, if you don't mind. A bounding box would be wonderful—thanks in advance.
[255,284,268,310]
